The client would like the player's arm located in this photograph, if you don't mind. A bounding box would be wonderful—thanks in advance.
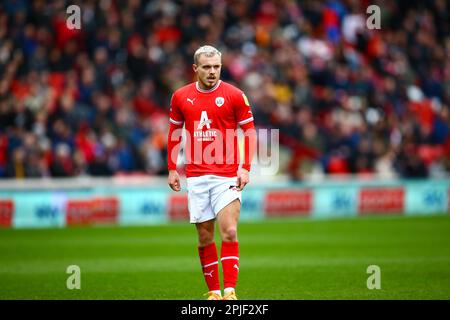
[235,92,257,191]
[167,94,184,192]
[237,120,256,191]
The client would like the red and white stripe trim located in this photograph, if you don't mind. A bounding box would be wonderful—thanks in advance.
[238,117,254,125]
[169,118,183,125]
[196,80,222,93]
[220,256,239,261]
[203,261,218,268]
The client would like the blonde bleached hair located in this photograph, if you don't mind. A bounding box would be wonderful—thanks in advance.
[193,45,222,65]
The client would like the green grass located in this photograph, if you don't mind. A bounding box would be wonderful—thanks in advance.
[0,214,450,299]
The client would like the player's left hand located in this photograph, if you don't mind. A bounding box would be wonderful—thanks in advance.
[236,168,249,191]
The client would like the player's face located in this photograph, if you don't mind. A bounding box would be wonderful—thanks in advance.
[193,54,222,89]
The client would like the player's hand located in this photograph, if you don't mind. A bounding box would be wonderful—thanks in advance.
[168,170,181,192]
[236,168,249,191]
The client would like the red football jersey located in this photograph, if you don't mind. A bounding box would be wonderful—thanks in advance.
[168,80,254,177]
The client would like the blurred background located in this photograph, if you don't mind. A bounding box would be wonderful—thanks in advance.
[0,0,449,181]
[0,0,449,229]
[0,0,450,300]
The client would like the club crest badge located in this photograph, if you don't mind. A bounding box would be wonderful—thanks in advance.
[215,97,225,107]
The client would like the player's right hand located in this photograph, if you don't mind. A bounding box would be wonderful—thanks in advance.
[168,170,181,192]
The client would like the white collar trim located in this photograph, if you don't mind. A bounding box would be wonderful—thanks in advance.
[196,80,222,93]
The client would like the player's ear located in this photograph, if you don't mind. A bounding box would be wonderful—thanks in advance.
[192,64,198,72]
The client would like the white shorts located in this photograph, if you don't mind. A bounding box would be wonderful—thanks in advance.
[186,175,242,224]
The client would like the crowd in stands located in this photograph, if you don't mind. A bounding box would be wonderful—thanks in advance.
[0,0,449,180]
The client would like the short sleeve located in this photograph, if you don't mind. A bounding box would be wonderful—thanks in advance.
[169,93,184,125]
[234,91,254,126]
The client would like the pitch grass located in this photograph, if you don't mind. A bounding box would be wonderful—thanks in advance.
[0,214,449,300]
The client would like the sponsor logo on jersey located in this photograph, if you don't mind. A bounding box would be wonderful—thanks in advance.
[195,111,217,141]
[197,111,212,130]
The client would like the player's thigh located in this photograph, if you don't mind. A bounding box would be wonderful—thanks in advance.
[216,198,241,233]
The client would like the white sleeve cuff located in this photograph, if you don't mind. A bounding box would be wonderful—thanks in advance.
[169,118,184,125]
[238,117,254,125]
